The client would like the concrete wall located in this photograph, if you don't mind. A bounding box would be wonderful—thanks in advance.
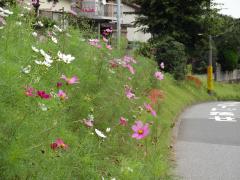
[215,64,240,82]
[122,4,151,42]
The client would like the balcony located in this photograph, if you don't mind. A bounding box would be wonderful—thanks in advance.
[72,0,122,21]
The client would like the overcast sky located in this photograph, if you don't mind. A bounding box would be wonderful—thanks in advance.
[214,0,240,18]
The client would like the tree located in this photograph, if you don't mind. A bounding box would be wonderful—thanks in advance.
[134,0,212,52]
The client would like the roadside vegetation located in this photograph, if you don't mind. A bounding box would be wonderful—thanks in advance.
[0,4,240,180]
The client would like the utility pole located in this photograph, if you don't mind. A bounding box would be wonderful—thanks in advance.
[207,35,213,94]
[117,0,121,49]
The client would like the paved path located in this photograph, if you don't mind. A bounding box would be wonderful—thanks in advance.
[175,101,240,180]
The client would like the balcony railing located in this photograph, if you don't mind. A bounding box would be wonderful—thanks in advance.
[73,1,122,21]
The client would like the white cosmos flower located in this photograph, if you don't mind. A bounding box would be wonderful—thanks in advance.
[34,49,53,67]
[40,49,51,60]
[53,25,62,32]
[106,128,111,133]
[19,13,24,17]
[37,21,44,27]
[0,12,8,17]
[35,60,43,65]
[32,32,37,37]
[42,61,51,67]
[32,46,39,53]
[0,27,4,30]
[0,7,13,15]
[95,129,107,138]
[21,65,31,74]
[57,51,75,64]
[51,36,58,44]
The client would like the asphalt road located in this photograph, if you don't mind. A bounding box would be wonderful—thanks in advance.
[175,101,240,180]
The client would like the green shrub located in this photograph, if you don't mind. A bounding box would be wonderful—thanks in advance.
[153,36,188,80]
[218,49,239,71]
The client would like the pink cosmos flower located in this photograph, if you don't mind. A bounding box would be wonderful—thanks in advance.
[50,138,68,150]
[132,121,149,140]
[89,39,99,46]
[25,86,35,96]
[125,85,135,99]
[103,37,108,42]
[119,117,128,126]
[123,56,136,64]
[61,74,79,85]
[144,103,157,117]
[106,45,112,50]
[154,71,164,80]
[37,90,51,99]
[57,90,68,100]
[160,62,164,69]
[105,28,113,33]
[57,82,63,88]
[125,64,135,74]
[83,119,94,127]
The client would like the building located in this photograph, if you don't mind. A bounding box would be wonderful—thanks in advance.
[26,0,151,43]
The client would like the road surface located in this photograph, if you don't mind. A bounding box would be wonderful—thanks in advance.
[175,101,240,180]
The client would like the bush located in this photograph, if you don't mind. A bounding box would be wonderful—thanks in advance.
[218,49,239,71]
[152,36,188,80]
[135,42,153,58]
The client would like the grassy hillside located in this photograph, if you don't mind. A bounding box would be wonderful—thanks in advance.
[0,6,240,180]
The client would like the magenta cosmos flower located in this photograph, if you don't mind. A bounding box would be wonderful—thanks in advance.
[56,82,63,88]
[25,86,35,96]
[154,71,164,80]
[61,74,79,85]
[132,121,149,140]
[50,138,68,150]
[119,117,128,126]
[57,90,68,100]
[37,90,51,99]
[144,103,157,117]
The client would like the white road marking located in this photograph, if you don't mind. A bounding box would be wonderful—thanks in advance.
[210,112,234,116]
[209,116,237,122]
[209,102,239,122]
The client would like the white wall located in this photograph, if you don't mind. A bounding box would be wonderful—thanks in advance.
[122,4,151,42]
[25,0,72,12]
[127,27,151,42]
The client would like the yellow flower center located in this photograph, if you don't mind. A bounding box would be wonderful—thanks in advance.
[138,129,143,135]
[60,144,65,148]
